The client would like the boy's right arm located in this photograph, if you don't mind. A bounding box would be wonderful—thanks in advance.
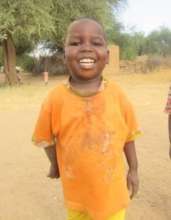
[124,141,139,199]
[168,115,171,159]
[32,90,61,177]
[44,145,60,178]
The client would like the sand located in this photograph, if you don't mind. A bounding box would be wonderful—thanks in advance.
[0,71,171,220]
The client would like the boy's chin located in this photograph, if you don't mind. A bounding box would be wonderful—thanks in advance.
[73,74,101,81]
[71,71,102,81]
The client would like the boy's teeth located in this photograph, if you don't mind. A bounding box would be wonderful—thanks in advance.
[79,58,95,69]
[80,58,95,63]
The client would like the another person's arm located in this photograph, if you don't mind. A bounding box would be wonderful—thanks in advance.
[165,85,171,159]
[168,115,171,159]
[124,141,139,199]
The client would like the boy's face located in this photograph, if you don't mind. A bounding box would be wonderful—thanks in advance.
[64,20,109,80]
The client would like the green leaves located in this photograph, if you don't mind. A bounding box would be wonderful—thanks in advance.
[144,27,171,56]
[0,0,126,53]
[0,0,54,42]
[50,0,125,49]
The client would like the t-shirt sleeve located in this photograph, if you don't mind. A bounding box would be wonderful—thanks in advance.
[32,94,55,148]
[119,89,141,143]
[164,86,171,114]
[124,99,140,142]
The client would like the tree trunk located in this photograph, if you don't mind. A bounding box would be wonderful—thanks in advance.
[2,33,18,85]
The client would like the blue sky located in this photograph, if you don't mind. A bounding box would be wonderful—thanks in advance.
[119,0,171,34]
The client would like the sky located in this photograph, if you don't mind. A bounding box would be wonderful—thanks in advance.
[119,0,171,35]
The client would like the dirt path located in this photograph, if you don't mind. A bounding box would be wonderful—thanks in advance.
[0,72,171,220]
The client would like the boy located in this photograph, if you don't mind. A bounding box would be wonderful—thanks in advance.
[33,18,140,220]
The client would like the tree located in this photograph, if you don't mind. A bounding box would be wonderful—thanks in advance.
[35,0,126,75]
[144,27,171,56]
[0,0,127,83]
[47,0,126,50]
[0,0,54,85]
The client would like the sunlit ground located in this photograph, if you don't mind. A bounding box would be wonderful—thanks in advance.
[0,69,171,220]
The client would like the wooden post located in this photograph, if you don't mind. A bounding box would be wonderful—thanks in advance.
[43,71,49,85]
[103,45,120,75]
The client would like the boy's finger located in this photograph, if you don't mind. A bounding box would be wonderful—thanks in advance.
[47,171,58,178]
[127,178,133,199]
[47,174,56,178]
[131,182,139,199]
[127,177,131,191]
[47,174,58,179]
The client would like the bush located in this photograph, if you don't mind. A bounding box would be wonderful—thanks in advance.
[121,47,137,60]
[145,55,171,71]
[146,55,162,71]
[17,54,35,72]
[32,52,68,76]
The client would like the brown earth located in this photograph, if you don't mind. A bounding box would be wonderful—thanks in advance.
[0,70,171,220]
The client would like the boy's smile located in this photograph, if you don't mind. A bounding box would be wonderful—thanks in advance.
[64,19,109,81]
[79,58,96,69]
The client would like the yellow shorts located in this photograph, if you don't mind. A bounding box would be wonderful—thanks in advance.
[67,209,125,220]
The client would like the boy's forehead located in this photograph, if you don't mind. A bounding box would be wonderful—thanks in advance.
[67,19,106,38]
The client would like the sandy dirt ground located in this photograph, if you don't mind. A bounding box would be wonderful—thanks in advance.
[0,71,171,220]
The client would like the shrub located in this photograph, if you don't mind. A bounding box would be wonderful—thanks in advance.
[17,54,35,72]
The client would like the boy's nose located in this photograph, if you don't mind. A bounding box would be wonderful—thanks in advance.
[80,42,93,52]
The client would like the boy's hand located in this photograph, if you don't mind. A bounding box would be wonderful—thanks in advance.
[44,145,60,178]
[47,163,60,179]
[127,169,139,199]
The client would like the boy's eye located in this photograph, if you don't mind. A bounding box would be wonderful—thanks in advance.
[92,40,104,46]
[69,41,80,46]
[93,42,103,46]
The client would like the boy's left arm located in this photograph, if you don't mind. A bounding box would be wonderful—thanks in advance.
[124,141,139,199]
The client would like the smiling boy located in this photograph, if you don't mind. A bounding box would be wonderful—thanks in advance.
[33,18,140,220]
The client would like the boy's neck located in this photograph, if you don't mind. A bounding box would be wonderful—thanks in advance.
[69,75,103,96]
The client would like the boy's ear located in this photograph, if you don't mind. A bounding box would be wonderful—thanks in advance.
[106,49,109,64]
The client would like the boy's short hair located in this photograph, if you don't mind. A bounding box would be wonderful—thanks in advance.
[70,16,105,30]
[65,17,107,42]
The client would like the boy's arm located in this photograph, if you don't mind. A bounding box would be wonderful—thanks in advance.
[44,145,60,178]
[124,141,139,199]
[168,115,171,159]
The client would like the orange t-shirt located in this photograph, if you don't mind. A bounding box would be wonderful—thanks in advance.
[33,80,139,220]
